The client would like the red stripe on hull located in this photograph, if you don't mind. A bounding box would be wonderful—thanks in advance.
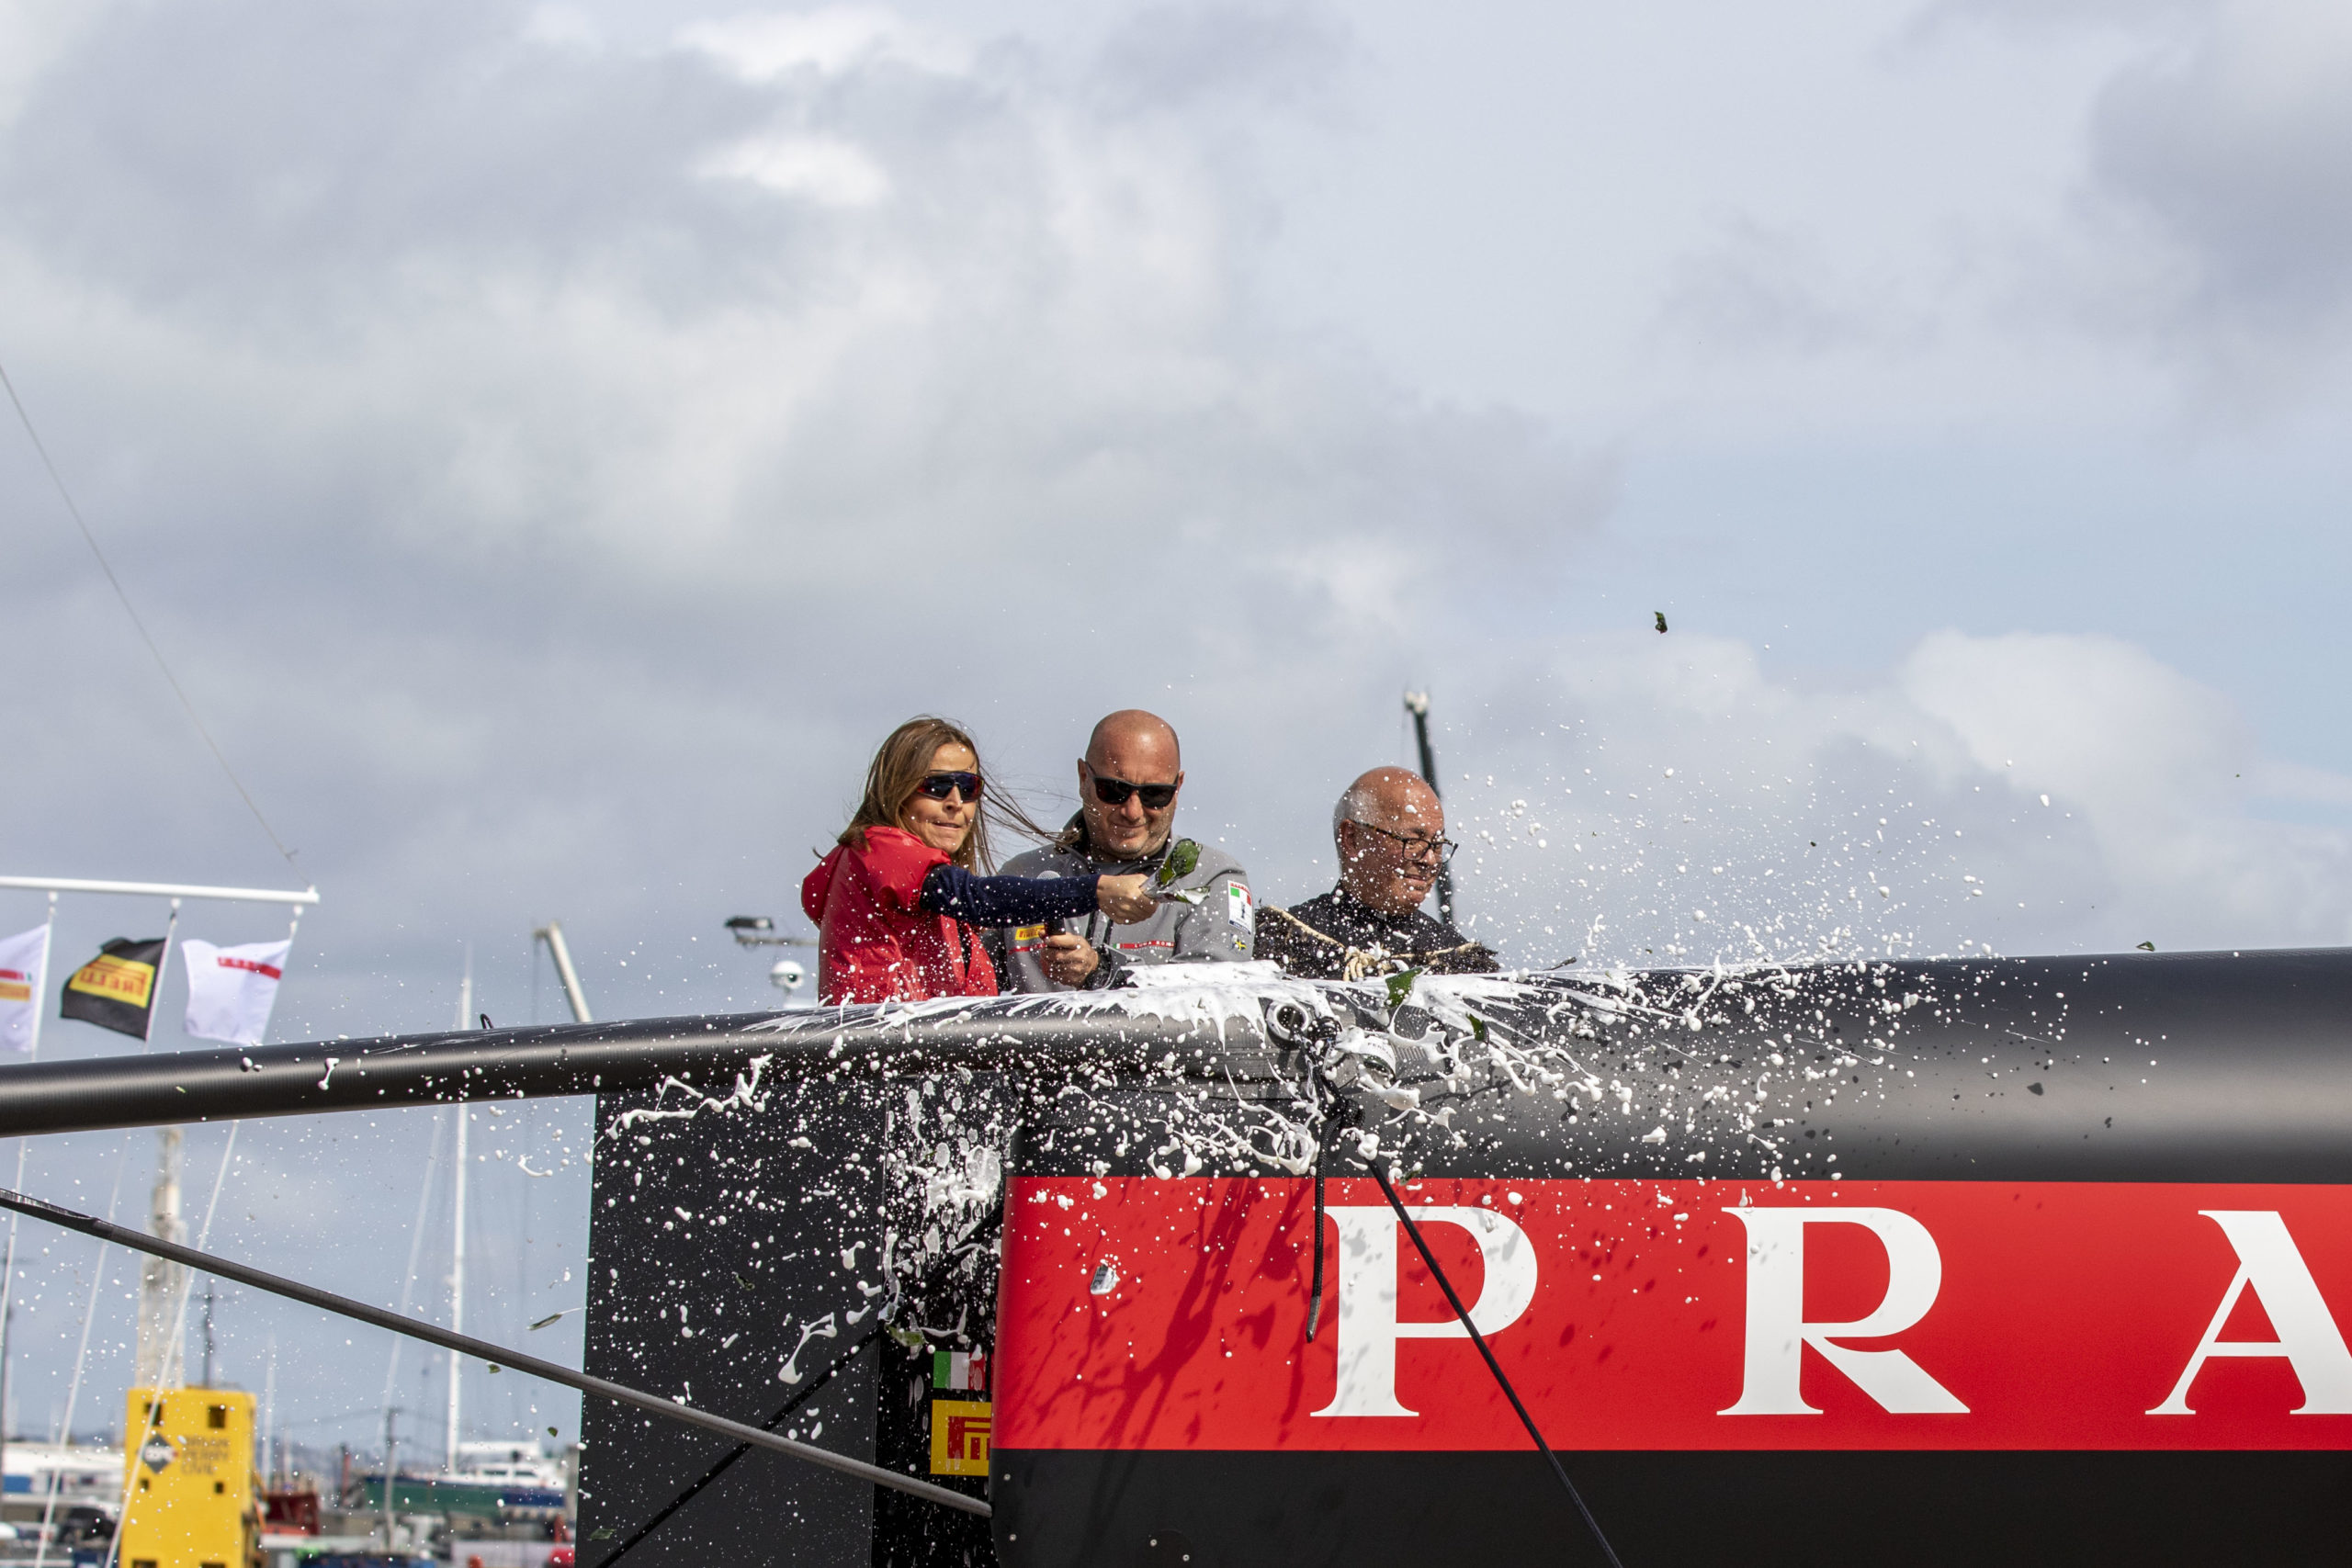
[997,1175,2352,1450]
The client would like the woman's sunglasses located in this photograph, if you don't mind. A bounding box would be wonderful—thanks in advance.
[1091,774,1179,810]
[914,771,984,802]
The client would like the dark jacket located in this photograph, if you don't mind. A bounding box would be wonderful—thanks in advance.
[1254,886,1499,980]
[988,819,1253,992]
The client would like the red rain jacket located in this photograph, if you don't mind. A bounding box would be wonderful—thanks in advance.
[801,825,1001,1005]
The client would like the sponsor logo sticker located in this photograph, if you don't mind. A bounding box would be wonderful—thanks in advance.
[930,1399,991,1475]
[1227,883,1254,931]
[933,1349,989,1392]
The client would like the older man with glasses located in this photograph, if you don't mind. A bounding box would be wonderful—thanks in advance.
[1257,766,1498,981]
[988,709,1255,990]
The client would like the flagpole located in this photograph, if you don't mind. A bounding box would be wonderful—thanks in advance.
[0,876,316,908]
[145,900,180,1044]
[447,950,470,1475]
[24,895,54,1064]
[277,908,302,1049]
[0,894,45,1508]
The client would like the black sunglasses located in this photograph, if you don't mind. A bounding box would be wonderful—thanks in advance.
[914,771,984,802]
[1091,774,1179,810]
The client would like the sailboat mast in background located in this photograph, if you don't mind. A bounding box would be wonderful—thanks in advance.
[133,1126,185,1388]
[446,952,471,1472]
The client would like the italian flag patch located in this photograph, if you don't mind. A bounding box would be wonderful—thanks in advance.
[932,1348,988,1393]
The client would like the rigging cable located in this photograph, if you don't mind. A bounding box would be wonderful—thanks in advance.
[31,1135,131,1568]
[1305,1144,1329,1341]
[0,350,300,871]
[106,1122,243,1568]
[1371,1165,1625,1568]
[0,1183,989,1518]
[594,1325,887,1568]
[381,1107,449,1447]
[596,1186,1010,1566]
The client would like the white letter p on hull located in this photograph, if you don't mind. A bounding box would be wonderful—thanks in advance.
[1311,1205,1539,1418]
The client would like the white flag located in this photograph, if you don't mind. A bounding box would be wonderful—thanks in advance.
[182,937,291,1047]
[0,923,49,1053]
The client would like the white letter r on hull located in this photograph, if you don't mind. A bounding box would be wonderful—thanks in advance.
[1719,1205,1968,1416]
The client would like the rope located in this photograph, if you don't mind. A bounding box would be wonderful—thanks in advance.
[1305,1149,1329,1342]
[1261,905,1488,982]
[0,349,300,871]
[1371,1166,1625,1568]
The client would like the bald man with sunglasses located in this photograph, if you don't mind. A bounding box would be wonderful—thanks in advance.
[988,710,1255,991]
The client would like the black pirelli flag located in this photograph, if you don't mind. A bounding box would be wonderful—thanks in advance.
[61,937,167,1039]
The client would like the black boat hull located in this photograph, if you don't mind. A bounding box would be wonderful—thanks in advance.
[991,949,2352,1566]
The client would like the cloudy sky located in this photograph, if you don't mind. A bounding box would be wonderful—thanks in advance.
[4,0,2350,1459]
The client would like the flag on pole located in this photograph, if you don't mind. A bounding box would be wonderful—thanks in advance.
[0,924,50,1053]
[61,937,167,1039]
[181,937,291,1047]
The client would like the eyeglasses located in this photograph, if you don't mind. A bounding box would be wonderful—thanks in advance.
[1090,774,1179,810]
[1350,821,1458,863]
[913,771,983,803]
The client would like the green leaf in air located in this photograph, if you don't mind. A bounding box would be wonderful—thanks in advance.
[1156,838,1202,886]
[1467,1012,1489,1043]
[1384,968,1422,1010]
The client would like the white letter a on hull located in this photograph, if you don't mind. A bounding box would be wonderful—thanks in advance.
[2150,1210,2352,1415]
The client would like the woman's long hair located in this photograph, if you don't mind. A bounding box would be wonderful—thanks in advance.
[838,716,1054,871]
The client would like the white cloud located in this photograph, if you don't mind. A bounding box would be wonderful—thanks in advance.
[1426,628,2352,966]
[521,3,605,52]
[1,5,2334,1014]
[679,7,967,80]
[1901,629,2246,812]
[0,0,96,128]
[1936,0,2352,401]
[695,131,893,205]
[1904,628,2352,944]
[0,0,1609,983]
[2086,0,2352,314]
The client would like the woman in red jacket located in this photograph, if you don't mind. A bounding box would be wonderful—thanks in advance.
[802,716,1158,1004]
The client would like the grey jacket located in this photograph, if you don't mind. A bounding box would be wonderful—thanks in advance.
[988,826,1253,992]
